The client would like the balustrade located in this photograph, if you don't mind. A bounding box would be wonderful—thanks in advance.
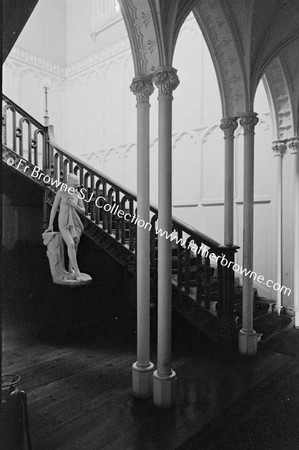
[2,93,238,330]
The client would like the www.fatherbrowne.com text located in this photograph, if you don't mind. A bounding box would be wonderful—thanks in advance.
[8,158,292,297]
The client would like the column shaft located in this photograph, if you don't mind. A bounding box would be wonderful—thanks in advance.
[153,67,179,407]
[243,130,254,332]
[272,141,286,314]
[239,113,259,355]
[157,93,173,377]
[221,118,238,246]
[136,100,151,366]
[289,138,299,326]
[130,77,154,398]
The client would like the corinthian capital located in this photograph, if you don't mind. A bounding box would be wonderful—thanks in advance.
[239,112,259,134]
[130,76,154,103]
[153,67,180,95]
[288,137,299,154]
[220,117,238,138]
[272,140,287,156]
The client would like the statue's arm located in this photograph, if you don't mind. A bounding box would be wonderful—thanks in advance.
[76,196,86,215]
[68,195,85,215]
[45,191,61,232]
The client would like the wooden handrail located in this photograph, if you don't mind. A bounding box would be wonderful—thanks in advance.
[47,125,221,251]
[2,94,47,131]
[47,126,139,202]
[2,93,237,327]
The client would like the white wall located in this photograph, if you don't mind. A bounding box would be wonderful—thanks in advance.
[14,0,67,65]
[66,0,125,65]
[3,48,66,146]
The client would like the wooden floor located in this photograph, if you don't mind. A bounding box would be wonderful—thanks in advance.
[3,293,299,450]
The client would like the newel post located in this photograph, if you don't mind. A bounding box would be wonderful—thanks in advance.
[217,244,239,324]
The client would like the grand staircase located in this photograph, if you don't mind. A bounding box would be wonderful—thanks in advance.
[2,94,293,347]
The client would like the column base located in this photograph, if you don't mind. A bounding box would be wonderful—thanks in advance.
[274,305,284,316]
[153,369,177,408]
[239,329,258,355]
[294,310,299,328]
[132,361,154,399]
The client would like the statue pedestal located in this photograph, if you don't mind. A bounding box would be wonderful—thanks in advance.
[42,231,92,285]
[55,272,92,286]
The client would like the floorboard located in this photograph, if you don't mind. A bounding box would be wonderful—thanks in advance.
[2,292,299,449]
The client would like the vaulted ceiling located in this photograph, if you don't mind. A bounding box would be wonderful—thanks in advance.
[193,0,299,117]
[119,0,299,124]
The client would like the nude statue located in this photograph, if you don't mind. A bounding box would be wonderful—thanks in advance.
[45,173,86,282]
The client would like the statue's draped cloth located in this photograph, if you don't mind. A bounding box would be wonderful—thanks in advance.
[42,232,68,282]
[59,197,84,244]
[42,200,91,285]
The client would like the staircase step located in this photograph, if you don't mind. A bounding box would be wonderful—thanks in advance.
[171,265,215,277]
[254,312,293,342]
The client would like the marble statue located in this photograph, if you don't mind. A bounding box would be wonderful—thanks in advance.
[43,173,92,285]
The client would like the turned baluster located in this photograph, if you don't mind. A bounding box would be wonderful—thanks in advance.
[176,227,183,290]
[16,124,23,157]
[184,237,192,295]
[115,189,120,240]
[204,255,211,309]
[26,120,32,163]
[129,198,134,251]
[107,187,115,234]
[196,245,203,303]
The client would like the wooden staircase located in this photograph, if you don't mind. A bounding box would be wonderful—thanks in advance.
[2,94,292,347]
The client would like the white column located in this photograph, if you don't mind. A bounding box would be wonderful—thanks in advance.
[239,112,259,355]
[220,117,238,246]
[272,140,287,314]
[130,76,155,398]
[288,137,299,327]
[153,67,179,407]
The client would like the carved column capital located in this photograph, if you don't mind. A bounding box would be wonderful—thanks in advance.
[288,137,299,154]
[239,112,259,134]
[153,67,180,95]
[272,140,287,156]
[220,117,238,138]
[130,76,154,103]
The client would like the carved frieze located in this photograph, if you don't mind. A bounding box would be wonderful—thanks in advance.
[122,0,159,75]
[193,0,247,117]
[265,58,294,140]
[8,47,66,77]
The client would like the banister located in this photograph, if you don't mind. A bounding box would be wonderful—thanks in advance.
[2,93,223,251]
[2,93,238,331]
[2,94,46,131]
[3,93,222,251]
[48,125,140,202]
[48,124,221,250]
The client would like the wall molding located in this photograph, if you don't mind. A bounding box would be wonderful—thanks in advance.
[66,37,131,78]
[8,47,66,77]
[172,201,199,208]
[235,196,271,205]
[201,196,272,206]
[6,36,131,81]
[201,198,224,206]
